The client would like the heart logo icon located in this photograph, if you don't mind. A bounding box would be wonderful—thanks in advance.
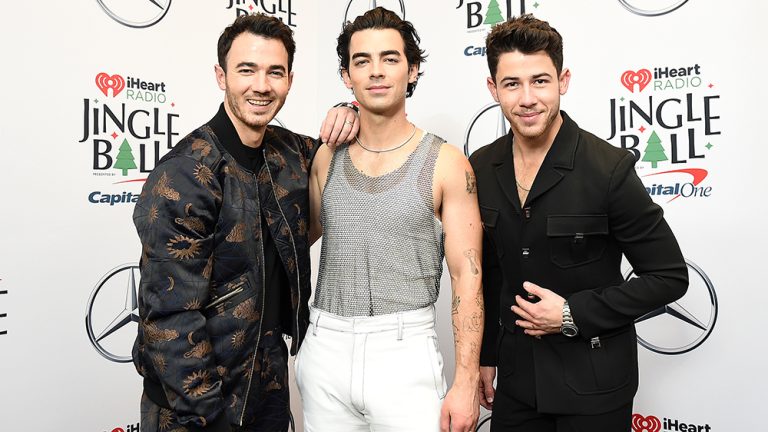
[95,73,126,97]
[632,414,662,432]
[621,69,652,93]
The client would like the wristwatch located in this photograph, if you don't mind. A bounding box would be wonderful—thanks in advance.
[561,301,579,337]
[333,101,359,113]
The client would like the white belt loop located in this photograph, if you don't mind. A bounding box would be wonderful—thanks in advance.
[313,311,321,336]
[397,313,404,341]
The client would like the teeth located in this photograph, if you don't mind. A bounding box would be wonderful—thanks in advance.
[247,100,270,106]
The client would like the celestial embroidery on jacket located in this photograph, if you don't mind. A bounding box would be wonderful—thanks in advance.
[184,340,213,359]
[202,256,213,280]
[148,204,159,224]
[224,164,253,184]
[158,408,173,430]
[185,298,202,310]
[225,222,247,243]
[153,172,181,201]
[174,203,206,234]
[152,353,167,373]
[191,139,212,158]
[144,321,180,344]
[233,298,260,322]
[182,370,214,398]
[231,330,246,348]
[166,235,202,259]
[194,163,214,186]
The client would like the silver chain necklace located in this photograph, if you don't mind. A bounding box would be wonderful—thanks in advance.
[355,123,417,153]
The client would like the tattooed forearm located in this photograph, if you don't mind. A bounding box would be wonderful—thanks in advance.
[463,249,480,276]
[465,171,477,194]
[462,312,482,333]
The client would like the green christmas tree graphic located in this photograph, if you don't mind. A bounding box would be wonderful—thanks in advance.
[114,138,138,176]
[642,131,668,168]
[484,0,504,25]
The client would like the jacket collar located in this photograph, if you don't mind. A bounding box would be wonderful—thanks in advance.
[493,111,579,208]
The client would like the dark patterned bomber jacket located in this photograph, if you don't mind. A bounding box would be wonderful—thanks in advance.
[132,118,316,431]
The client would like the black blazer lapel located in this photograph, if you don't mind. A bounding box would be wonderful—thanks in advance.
[493,133,522,215]
[525,112,579,204]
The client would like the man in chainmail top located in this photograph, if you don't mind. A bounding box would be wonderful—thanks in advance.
[296,8,484,432]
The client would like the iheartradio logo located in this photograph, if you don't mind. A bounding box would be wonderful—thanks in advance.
[632,414,661,432]
[95,72,125,97]
[621,69,652,93]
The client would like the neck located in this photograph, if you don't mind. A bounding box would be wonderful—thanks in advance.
[357,107,412,150]
[224,100,265,148]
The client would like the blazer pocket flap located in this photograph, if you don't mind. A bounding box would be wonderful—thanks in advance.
[480,205,500,229]
[547,215,609,237]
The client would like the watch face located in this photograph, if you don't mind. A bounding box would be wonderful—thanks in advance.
[562,325,579,337]
[95,0,173,28]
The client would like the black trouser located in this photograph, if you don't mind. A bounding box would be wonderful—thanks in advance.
[140,330,290,432]
[490,330,632,432]
[490,392,632,431]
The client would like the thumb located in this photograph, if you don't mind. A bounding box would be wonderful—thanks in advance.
[523,281,542,296]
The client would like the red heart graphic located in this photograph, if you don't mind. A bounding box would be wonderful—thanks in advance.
[621,69,652,93]
[95,72,125,97]
[632,414,661,432]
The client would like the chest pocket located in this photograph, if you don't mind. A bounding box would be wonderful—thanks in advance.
[547,215,608,268]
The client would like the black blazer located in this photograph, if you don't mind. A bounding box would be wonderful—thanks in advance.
[469,112,688,415]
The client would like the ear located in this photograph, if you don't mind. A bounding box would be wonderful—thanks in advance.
[341,68,352,90]
[558,68,571,95]
[408,64,419,84]
[287,70,294,91]
[486,76,500,102]
[214,64,226,91]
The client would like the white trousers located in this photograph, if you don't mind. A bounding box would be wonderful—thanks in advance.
[295,305,447,432]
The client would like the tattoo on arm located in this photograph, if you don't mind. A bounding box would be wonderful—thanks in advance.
[463,249,480,276]
[465,171,477,194]
[452,295,461,316]
[462,312,482,333]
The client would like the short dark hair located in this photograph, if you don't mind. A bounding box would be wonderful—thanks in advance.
[336,7,426,97]
[485,14,563,81]
[217,13,296,72]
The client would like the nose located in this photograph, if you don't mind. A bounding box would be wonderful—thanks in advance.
[369,59,384,79]
[519,84,537,107]
[250,72,270,93]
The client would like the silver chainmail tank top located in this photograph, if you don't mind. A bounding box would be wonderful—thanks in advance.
[314,132,446,317]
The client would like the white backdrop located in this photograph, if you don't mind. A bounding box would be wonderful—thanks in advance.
[1,1,764,431]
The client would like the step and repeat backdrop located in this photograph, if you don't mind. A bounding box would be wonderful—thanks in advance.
[1,1,764,431]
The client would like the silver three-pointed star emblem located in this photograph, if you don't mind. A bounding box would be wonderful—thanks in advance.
[85,264,140,363]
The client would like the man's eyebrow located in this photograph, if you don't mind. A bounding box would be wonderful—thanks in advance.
[379,50,402,57]
[351,52,372,60]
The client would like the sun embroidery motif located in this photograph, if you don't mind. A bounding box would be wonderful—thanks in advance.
[166,235,202,259]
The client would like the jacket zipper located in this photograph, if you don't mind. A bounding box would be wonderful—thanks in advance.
[205,286,244,310]
[264,151,302,350]
[239,170,267,426]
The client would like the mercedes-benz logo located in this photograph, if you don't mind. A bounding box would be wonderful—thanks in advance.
[85,264,140,363]
[627,259,717,354]
[95,0,172,28]
[344,0,406,24]
[464,102,508,157]
[618,0,690,16]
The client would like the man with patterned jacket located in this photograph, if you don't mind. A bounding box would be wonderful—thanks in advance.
[132,14,358,432]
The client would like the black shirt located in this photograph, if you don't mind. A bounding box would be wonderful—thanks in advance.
[209,104,290,333]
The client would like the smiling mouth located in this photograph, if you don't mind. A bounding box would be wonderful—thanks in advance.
[247,99,272,106]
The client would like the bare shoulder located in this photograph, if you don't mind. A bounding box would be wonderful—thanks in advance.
[434,141,475,189]
[311,143,334,176]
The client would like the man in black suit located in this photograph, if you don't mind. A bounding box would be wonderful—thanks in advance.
[470,15,688,431]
